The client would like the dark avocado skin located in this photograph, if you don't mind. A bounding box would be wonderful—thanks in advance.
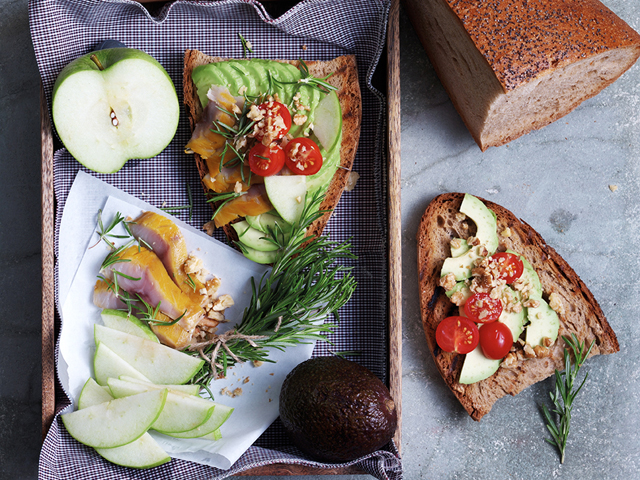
[279,356,397,463]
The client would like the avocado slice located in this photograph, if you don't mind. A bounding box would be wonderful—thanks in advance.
[459,194,499,254]
[506,249,543,300]
[497,287,526,340]
[525,298,560,347]
[232,221,280,252]
[459,342,500,384]
[240,244,278,265]
[441,245,485,281]
[450,238,470,258]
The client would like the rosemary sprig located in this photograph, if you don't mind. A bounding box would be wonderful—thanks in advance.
[184,273,197,293]
[238,33,253,58]
[160,183,194,222]
[100,239,136,270]
[188,190,357,383]
[542,334,595,463]
[91,210,133,249]
[271,59,338,96]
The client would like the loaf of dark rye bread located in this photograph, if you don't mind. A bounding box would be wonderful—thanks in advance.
[417,193,619,420]
[183,49,361,241]
[404,0,640,151]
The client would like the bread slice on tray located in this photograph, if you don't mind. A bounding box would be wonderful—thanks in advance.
[183,49,361,243]
[403,0,640,150]
[417,192,619,420]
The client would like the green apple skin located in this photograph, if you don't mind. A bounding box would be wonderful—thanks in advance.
[52,48,179,173]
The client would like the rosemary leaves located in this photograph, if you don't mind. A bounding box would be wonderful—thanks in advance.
[542,334,594,463]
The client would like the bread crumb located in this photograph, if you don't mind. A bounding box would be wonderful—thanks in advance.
[609,184,618,192]
[501,227,512,237]
[301,44,307,50]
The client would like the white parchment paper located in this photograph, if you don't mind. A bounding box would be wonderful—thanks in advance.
[56,171,317,470]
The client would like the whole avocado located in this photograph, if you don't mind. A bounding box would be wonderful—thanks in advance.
[279,356,397,463]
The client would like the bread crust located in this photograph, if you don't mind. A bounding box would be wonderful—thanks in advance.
[417,193,619,420]
[183,50,362,241]
[443,0,640,92]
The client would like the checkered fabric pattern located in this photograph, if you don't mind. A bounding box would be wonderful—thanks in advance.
[30,0,400,478]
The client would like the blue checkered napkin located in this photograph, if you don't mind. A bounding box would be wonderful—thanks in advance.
[31,0,400,478]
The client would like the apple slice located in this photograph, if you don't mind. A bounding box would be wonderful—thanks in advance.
[101,309,159,343]
[76,377,171,468]
[163,401,234,439]
[119,375,200,396]
[52,48,180,173]
[94,325,204,385]
[107,378,214,434]
[201,428,222,441]
[61,389,167,449]
[93,342,151,386]
[313,91,342,152]
[263,175,307,224]
[78,378,114,410]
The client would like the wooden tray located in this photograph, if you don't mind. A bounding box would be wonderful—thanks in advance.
[40,0,401,475]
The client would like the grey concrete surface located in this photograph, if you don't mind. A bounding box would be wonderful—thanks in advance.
[3,0,640,478]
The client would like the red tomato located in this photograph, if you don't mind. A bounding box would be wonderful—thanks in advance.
[491,252,524,283]
[248,143,285,176]
[464,292,503,323]
[435,316,479,354]
[284,138,323,175]
[254,101,291,142]
[479,322,513,360]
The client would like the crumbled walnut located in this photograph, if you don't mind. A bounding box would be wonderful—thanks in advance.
[502,352,518,368]
[212,294,234,311]
[534,345,551,358]
[466,236,480,246]
[440,273,457,291]
[253,360,263,367]
[243,377,250,384]
[450,238,462,250]
[234,181,243,194]
[523,299,540,308]
[206,277,222,297]
[542,337,553,347]
[523,344,536,358]
[450,291,467,306]
[453,384,465,393]
[206,310,225,322]
[549,293,565,315]
[203,221,216,236]
[238,85,247,95]
[293,113,307,125]
[501,227,512,237]
[455,212,466,222]
[345,171,360,192]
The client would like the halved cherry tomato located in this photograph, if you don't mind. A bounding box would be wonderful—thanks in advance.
[284,138,323,175]
[254,101,291,142]
[248,143,285,176]
[464,292,503,323]
[479,321,513,360]
[491,252,524,283]
[435,316,479,354]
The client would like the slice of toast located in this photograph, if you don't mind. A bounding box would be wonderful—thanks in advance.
[183,49,362,241]
[417,192,619,420]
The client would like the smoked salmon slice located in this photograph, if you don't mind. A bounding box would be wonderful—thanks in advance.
[213,185,273,228]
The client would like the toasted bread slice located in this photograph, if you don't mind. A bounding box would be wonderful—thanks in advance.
[417,193,619,420]
[183,49,361,242]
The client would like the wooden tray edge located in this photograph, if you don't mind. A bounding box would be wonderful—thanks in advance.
[39,0,402,473]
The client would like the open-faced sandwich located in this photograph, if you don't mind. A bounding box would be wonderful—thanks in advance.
[417,193,619,420]
[183,50,361,263]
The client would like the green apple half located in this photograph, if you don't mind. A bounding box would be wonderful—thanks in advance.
[52,48,179,173]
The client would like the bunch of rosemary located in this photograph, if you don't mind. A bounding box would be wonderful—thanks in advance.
[542,334,594,463]
[188,190,357,386]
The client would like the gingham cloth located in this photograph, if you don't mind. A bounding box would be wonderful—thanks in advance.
[30,0,401,478]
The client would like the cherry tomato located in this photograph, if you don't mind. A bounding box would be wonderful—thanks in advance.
[254,101,291,142]
[479,321,513,360]
[248,142,285,176]
[491,252,524,283]
[435,316,479,354]
[464,292,503,323]
[284,138,323,175]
